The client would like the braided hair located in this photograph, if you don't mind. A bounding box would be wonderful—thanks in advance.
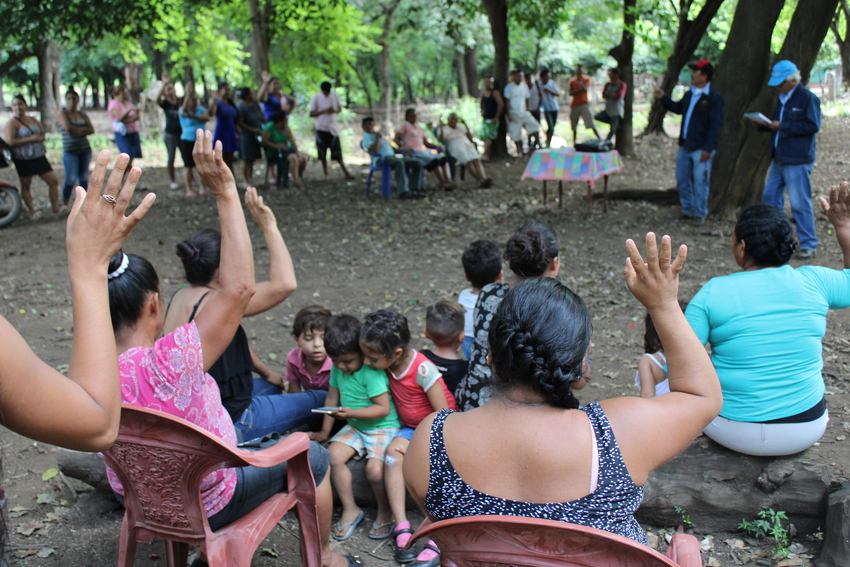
[175,229,221,285]
[489,278,591,409]
[360,309,411,357]
[734,205,796,267]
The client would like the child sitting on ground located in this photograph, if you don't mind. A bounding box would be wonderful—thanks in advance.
[458,240,503,359]
[636,301,688,397]
[360,309,456,567]
[286,305,333,394]
[309,314,401,541]
[421,300,469,395]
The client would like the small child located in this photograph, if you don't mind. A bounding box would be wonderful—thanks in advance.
[360,309,456,567]
[636,300,688,398]
[421,300,469,395]
[286,305,333,393]
[309,314,401,541]
[458,240,503,359]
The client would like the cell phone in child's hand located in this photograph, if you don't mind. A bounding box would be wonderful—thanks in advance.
[311,407,341,415]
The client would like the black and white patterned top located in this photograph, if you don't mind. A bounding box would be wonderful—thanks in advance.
[453,282,510,411]
[424,403,648,545]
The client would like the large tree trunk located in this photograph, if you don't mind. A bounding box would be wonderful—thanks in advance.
[830,1,850,89]
[609,0,636,156]
[124,62,142,104]
[464,46,480,97]
[481,0,509,158]
[248,0,271,81]
[378,0,402,127]
[456,55,469,97]
[643,0,726,136]
[37,41,62,133]
[709,0,839,217]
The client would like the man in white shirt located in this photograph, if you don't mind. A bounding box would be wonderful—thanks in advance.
[504,69,540,155]
[309,81,354,179]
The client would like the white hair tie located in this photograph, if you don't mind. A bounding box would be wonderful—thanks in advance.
[108,254,130,280]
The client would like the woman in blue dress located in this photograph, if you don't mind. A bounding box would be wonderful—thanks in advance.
[209,82,239,175]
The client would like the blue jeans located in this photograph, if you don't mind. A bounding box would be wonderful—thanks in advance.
[207,440,329,531]
[544,110,558,143]
[62,149,92,201]
[675,147,713,219]
[763,162,818,251]
[234,379,327,442]
[461,336,474,360]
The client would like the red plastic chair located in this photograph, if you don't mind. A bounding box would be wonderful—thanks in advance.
[100,405,322,567]
[410,515,701,567]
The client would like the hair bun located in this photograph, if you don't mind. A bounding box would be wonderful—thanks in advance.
[176,240,200,263]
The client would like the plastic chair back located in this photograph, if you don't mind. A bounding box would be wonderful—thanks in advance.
[410,515,701,567]
[100,404,321,567]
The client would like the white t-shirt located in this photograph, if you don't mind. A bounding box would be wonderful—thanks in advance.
[308,91,341,136]
[528,82,542,111]
[458,288,477,338]
[504,82,529,114]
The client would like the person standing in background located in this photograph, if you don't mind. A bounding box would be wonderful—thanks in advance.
[309,81,354,180]
[156,73,182,189]
[567,65,601,147]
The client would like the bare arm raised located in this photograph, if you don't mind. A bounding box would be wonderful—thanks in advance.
[189,130,256,369]
[602,233,722,485]
[820,182,850,269]
[0,151,155,451]
[242,188,297,316]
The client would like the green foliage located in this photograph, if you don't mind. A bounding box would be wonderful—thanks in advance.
[739,509,791,558]
[673,505,694,529]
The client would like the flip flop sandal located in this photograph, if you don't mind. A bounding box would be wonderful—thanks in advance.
[345,555,365,567]
[368,520,395,540]
[392,525,418,563]
[333,510,365,541]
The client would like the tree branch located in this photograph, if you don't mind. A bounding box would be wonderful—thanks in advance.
[0,46,37,78]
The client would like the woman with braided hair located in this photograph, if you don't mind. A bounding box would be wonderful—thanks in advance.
[454,222,560,411]
[404,234,722,544]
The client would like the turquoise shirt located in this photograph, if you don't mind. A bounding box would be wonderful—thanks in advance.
[686,264,850,422]
[330,364,400,431]
[179,106,207,142]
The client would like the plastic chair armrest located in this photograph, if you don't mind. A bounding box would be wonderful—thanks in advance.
[232,432,311,469]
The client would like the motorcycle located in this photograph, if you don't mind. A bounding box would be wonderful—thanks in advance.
[0,139,22,228]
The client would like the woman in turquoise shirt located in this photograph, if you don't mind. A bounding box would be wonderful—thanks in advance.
[178,82,211,196]
[685,185,850,456]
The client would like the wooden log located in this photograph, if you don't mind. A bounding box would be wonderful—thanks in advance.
[56,448,112,494]
[636,436,831,534]
[819,485,850,567]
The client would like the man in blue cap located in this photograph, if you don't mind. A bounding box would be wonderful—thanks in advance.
[654,59,724,227]
[750,60,822,260]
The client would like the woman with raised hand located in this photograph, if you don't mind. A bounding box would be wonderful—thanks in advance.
[686,187,850,456]
[102,131,357,567]
[0,151,154,451]
[404,234,721,544]
[4,94,61,217]
[209,82,239,175]
[108,85,142,175]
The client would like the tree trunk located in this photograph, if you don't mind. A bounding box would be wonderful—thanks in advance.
[643,0,727,136]
[124,62,142,103]
[830,1,850,89]
[37,41,62,133]
[378,0,402,127]
[609,0,636,156]
[709,0,839,217]
[456,55,469,97]
[481,0,510,158]
[152,49,165,82]
[464,46,480,97]
[248,0,271,81]
[89,80,100,109]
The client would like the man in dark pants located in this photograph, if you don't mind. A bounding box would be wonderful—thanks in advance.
[654,59,724,227]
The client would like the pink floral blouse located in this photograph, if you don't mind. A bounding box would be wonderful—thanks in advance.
[105,322,237,516]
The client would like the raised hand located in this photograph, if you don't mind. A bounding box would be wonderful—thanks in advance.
[66,150,155,274]
[193,129,235,195]
[623,232,687,312]
[245,186,276,229]
[820,181,850,228]
[261,70,270,83]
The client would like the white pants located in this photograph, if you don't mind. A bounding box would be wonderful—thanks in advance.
[703,411,829,457]
[507,110,540,142]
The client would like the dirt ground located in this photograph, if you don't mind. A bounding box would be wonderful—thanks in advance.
[2,113,850,566]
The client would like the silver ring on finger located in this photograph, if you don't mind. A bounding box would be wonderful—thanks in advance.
[102,194,116,204]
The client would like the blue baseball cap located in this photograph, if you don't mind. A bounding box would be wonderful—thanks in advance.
[768,60,799,86]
